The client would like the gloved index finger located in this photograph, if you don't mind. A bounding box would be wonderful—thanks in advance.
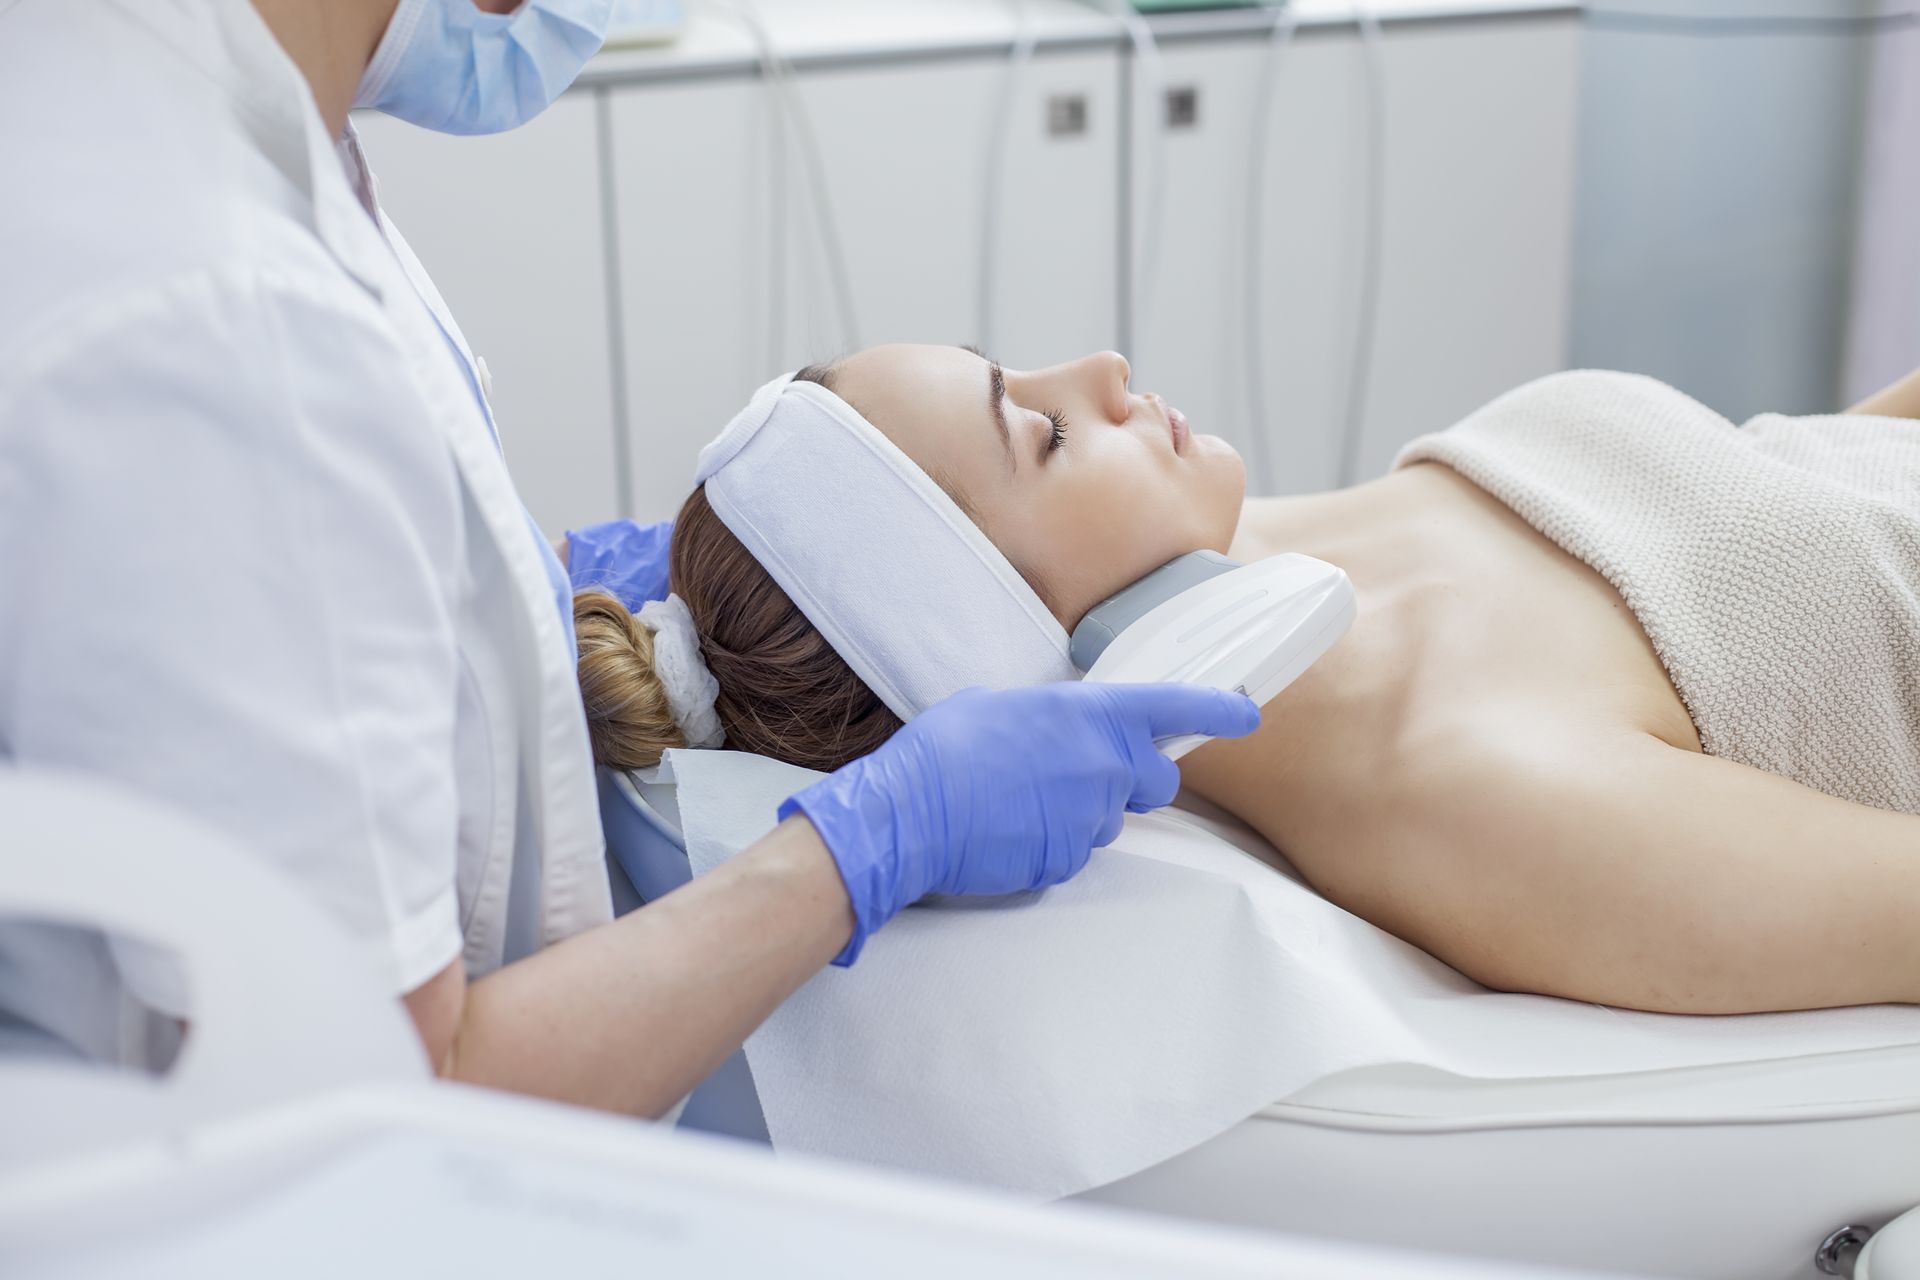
[1124,745,1183,814]
[1106,683,1261,742]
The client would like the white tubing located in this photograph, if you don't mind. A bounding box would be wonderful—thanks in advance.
[1337,0,1386,487]
[1117,3,1168,374]
[978,0,1039,355]
[1083,0,1169,375]
[1241,0,1300,496]
[710,0,862,362]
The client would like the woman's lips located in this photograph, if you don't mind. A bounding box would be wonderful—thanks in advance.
[1168,405,1191,455]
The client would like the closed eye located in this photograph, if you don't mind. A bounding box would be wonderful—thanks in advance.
[1043,408,1069,457]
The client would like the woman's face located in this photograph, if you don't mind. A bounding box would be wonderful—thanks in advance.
[831,343,1245,628]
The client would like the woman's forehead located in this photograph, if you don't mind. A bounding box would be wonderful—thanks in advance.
[834,343,1003,487]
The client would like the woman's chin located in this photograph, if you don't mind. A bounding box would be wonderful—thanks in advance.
[1193,434,1247,549]
[1195,430,1241,466]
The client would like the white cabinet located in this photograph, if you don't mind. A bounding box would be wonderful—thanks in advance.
[1137,32,1368,495]
[781,48,1121,369]
[1357,17,1577,478]
[607,50,1121,519]
[352,96,623,536]
[606,78,771,520]
[761,58,1008,365]
[352,7,1579,527]
[1142,16,1576,493]
[990,49,1123,370]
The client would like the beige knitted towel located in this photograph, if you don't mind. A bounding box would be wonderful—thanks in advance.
[1396,370,1920,815]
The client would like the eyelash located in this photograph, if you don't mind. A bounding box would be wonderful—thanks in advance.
[1044,408,1070,454]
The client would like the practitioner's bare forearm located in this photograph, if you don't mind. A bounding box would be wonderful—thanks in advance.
[403,816,854,1118]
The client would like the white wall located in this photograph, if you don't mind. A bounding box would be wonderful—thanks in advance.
[1843,18,1920,404]
[1570,0,1877,421]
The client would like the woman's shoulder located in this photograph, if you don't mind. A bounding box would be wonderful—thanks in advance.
[1415,370,1728,448]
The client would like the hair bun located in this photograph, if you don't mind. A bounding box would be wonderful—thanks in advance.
[573,589,684,771]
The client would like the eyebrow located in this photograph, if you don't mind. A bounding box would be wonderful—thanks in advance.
[960,344,1015,477]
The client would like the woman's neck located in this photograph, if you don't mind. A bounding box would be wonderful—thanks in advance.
[1194,468,1464,794]
[1229,474,1414,568]
[1237,465,1508,582]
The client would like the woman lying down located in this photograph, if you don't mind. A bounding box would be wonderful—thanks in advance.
[573,345,1920,1017]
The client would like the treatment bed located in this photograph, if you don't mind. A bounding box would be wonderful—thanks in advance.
[599,754,1920,1280]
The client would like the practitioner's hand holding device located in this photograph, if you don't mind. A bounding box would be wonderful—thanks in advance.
[782,682,1261,964]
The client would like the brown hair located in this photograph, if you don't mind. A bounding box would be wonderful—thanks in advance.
[572,365,903,773]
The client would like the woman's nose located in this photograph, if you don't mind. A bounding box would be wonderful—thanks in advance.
[1084,351,1133,423]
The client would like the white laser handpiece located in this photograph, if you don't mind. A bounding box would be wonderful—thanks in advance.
[1072,551,1355,761]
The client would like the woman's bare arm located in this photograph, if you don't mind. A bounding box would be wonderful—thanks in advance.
[403,816,853,1118]
[1388,735,1920,1015]
[1847,366,1920,418]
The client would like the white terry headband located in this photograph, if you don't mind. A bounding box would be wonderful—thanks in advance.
[695,372,1077,720]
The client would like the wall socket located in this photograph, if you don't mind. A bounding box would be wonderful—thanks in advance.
[1166,85,1199,129]
[1047,93,1089,137]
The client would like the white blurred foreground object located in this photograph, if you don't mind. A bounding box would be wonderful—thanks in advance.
[0,771,427,1177]
[0,771,1629,1280]
[0,1085,1637,1280]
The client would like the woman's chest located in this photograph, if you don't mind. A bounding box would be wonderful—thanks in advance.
[1191,467,1698,857]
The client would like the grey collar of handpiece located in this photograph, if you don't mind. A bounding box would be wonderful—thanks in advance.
[1069,551,1242,672]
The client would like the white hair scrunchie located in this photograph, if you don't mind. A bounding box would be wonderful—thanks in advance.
[636,594,725,750]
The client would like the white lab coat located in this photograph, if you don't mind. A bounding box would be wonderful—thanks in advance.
[0,0,611,1060]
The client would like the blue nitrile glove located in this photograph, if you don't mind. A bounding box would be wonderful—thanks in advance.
[780,682,1261,965]
[565,519,674,612]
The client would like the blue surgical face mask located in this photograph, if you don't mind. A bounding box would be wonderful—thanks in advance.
[354,0,616,136]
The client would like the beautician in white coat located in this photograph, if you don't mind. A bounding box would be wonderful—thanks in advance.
[0,0,1257,1113]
